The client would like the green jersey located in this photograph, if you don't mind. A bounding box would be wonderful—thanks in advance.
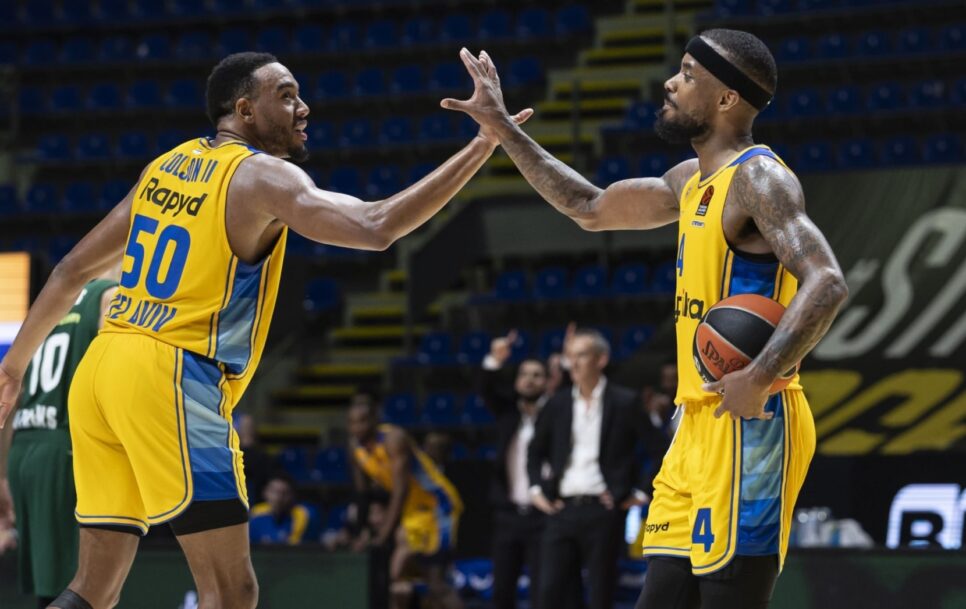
[12,279,116,432]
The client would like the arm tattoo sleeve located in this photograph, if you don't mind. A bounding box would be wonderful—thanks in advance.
[730,160,849,382]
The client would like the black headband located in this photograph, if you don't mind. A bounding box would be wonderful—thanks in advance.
[685,36,772,111]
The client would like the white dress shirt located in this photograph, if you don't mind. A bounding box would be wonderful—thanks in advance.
[558,377,608,498]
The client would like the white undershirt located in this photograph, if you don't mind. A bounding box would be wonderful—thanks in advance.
[558,377,608,498]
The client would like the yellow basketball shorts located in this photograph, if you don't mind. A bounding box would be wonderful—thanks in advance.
[641,389,815,575]
[401,502,460,557]
[68,332,248,534]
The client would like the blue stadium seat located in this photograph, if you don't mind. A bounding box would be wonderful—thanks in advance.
[757,95,783,122]
[596,156,631,185]
[391,65,425,95]
[618,324,654,360]
[167,79,202,108]
[330,166,363,195]
[365,20,398,49]
[639,153,670,176]
[217,28,251,56]
[0,185,19,216]
[316,70,349,100]
[494,270,529,302]
[815,34,849,59]
[48,237,79,263]
[137,33,171,60]
[384,393,418,426]
[440,14,473,43]
[127,80,163,109]
[797,141,835,172]
[251,0,287,10]
[880,135,920,166]
[209,0,247,15]
[100,180,130,210]
[174,31,212,60]
[378,121,413,155]
[61,36,95,64]
[539,328,566,360]
[130,0,166,21]
[19,86,45,115]
[401,17,437,46]
[25,184,59,214]
[786,87,823,117]
[306,120,336,150]
[339,119,373,148]
[419,113,453,141]
[49,86,82,112]
[276,446,311,483]
[77,133,112,161]
[953,77,966,105]
[611,263,649,296]
[897,27,932,54]
[117,131,151,160]
[409,163,436,184]
[0,4,14,30]
[355,68,386,97]
[157,129,189,152]
[462,394,494,425]
[302,277,341,312]
[856,30,892,57]
[98,36,132,62]
[623,101,657,130]
[23,0,55,25]
[555,5,591,36]
[509,330,532,362]
[866,82,905,112]
[0,41,16,64]
[429,62,467,90]
[506,57,544,88]
[650,260,675,294]
[939,24,966,51]
[838,138,876,169]
[63,182,96,214]
[572,265,608,299]
[798,0,834,9]
[479,10,512,40]
[87,83,122,111]
[24,40,57,65]
[909,79,947,108]
[923,134,962,164]
[93,0,130,24]
[777,36,810,62]
[457,114,479,139]
[293,24,325,54]
[517,8,551,39]
[311,447,349,484]
[826,85,862,115]
[715,0,754,16]
[169,0,208,17]
[533,266,569,300]
[58,1,91,25]
[457,332,490,365]
[329,22,363,51]
[422,393,459,426]
[417,332,455,365]
[758,0,796,14]
[366,165,402,198]
[477,444,497,460]
[256,26,289,55]
[37,133,71,161]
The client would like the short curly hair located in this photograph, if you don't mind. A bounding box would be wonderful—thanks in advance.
[700,28,777,94]
[205,52,278,127]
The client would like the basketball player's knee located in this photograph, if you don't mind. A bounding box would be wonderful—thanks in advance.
[233,572,259,609]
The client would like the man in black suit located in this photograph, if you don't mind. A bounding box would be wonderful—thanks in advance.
[481,329,551,609]
[528,328,668,609]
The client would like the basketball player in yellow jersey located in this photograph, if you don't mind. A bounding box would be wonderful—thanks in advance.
[445,31,849,609]
[347,402,464,609]
[0,51,531,609]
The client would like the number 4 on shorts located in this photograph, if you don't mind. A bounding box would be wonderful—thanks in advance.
[692,508,715,552]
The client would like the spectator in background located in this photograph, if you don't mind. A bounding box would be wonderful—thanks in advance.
[249,473,320,545]
[643,359,680,438]
[422,431,454,470]
[528,329,669,609]
[235,412,273,504]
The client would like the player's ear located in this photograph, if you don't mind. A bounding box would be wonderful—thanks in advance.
[719,89,740,113]
[235,97,255,123]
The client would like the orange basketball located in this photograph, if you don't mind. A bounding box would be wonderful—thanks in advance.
[692,294,799,394]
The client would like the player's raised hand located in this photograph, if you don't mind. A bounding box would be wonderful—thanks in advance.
[0,363,22,429]
[441,49,533,146]
[703,367,774,421]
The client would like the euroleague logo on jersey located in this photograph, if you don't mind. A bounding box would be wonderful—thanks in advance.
[696,185,714,217]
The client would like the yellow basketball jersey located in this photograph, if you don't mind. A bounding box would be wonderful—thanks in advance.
[103,138,287,403]
[674,145,801,404]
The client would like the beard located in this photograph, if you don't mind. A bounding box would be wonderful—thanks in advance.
[288,143,309,163]
[654,107,710,145]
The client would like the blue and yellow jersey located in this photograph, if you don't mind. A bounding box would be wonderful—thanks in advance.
[103,138,286,404]
[354,424,463,553]
[674,145,801,405]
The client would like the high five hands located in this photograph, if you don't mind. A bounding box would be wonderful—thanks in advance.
[441,48,531,146]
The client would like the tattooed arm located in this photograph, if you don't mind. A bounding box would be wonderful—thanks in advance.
[706,158,849,419]
[441,49,690,231]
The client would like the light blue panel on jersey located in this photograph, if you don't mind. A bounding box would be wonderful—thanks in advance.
[181,351,237,500]
[410,455,455,552]
[216,258,266,375]
[737,393,784,555]
[725,252,779,298]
